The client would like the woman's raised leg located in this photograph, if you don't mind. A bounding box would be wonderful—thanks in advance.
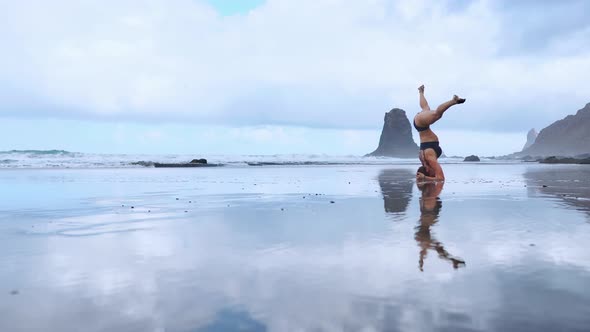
[419,85,430,111]
[434,95,465,117]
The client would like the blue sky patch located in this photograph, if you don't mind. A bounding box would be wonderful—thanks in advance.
[206,0,265,15]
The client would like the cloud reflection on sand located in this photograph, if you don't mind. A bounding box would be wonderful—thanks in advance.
[1,165,590,331]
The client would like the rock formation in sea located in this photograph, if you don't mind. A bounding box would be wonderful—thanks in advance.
[520,102,590,157]
[521,128,538,151]
[366,108,419,158]
[378,169,414,213]
[463,155,480,162]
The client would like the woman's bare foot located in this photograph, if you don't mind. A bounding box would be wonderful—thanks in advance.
[418,85,425,94]
[453,95,466,104]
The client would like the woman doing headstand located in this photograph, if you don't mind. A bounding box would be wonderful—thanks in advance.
[414,85,466,182]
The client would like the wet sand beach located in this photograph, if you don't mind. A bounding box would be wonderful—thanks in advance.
[1,163,590,331]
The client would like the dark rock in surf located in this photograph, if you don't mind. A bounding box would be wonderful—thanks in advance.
[539,156,590,164]
[464,155,480,162]
[154,162,221,168]
[131,161,155,167]
[366,108,419,158]
[190,158,207,164]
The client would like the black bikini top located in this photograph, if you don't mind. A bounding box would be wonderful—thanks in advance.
[413,119,429,132]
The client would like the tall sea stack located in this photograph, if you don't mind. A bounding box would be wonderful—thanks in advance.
[521,128,538,151]
[366,108,419,158]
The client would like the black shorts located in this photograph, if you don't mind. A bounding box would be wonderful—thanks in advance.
[420,141,442,158]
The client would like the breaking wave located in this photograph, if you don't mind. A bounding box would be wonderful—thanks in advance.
[0,151,430,169]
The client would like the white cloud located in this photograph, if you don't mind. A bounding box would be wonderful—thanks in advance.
[1,0,589,133]
[1,0,590,156]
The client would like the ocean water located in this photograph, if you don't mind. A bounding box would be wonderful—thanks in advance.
[1,163,589,331]
[0,150,494,169]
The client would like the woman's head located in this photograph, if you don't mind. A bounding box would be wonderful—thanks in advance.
[417,166,433,177]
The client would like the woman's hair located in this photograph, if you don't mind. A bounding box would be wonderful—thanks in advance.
[417,166,428,175]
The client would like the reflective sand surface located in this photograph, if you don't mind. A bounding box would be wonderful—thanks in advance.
[1,164,589,331]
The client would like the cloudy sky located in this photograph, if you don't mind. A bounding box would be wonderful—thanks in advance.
[1,0,589,156]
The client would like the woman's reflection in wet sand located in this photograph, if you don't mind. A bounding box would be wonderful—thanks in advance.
[415,181,465,271]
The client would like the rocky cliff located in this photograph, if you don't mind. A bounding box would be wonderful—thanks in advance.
[366,108,419,158]
[521,128,537,151]
[521,103,590,157]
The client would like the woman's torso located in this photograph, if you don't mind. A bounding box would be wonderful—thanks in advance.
[414,111,440,143]
[418,129,439,143]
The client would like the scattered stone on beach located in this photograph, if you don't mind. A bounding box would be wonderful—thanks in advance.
[281,208,284,211]
[184,211,188,213]
[529,243,536,247]
[189,201,192,203]
[330,201,335,204]
[148,210,151,213]
[542,185,548,188]
[10,290,18,295]
[463,155,481,162]
[176,198,179,200]
[131,206,134,209]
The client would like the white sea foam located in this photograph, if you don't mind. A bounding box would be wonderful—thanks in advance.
[0,150,442,169]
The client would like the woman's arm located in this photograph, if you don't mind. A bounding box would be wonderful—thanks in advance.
[429,159,445,181]
[418,152,445,182]
[416,172,443,182]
